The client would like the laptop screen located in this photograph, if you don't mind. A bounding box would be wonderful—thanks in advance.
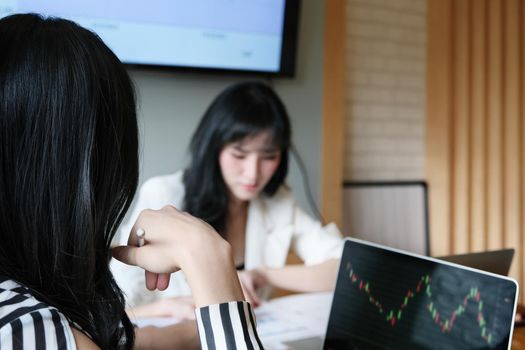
[323,239,518,350]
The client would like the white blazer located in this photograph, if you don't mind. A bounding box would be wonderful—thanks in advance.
[112,171,343,307]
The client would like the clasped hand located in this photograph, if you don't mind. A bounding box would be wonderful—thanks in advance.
[112,205,245,307]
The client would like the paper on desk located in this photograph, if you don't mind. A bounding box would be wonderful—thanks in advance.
[132,316,181,328]
[254,292,332,349]
[130,292,333,349]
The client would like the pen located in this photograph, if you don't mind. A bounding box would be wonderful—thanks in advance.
[136,228,145,247]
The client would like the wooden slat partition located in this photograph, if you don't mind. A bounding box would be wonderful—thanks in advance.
[521,0,525,304]
[321,0,346,228]
[504,0,521,282]
[452,0,470,254]
[427,0,452,256]
[487,0,504,251]
[427,0,525,301]
[470,0,487,252]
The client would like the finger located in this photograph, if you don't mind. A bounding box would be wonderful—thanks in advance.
[129,209,154,246]
[249,291,261,307]
[156,273,171,291]
[244,281,261,307]
[145,270,159,290]
[112,245,139,266]
[252,293,261,307]
[241,283,258,306]
[127,225,143,247]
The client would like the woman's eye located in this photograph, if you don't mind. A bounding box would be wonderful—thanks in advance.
[262,153,279,160]
[263,155,278,160]
[232,153,245,159]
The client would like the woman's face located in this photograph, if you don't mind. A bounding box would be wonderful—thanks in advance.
[219,131,282,202]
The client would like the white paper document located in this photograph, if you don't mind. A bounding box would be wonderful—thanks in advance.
[254,292,332,349]
[131,292,333,349]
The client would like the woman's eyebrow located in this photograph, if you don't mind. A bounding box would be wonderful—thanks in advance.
[232,144,246,151]
[232,144,279,153]
[260,147,279,154]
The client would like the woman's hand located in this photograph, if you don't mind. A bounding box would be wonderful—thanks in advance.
[238,269,268,307]
[112,205,245,307]
[112,206,220,274]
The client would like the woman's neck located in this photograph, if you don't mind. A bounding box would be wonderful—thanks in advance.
[228,196,248,213]
[225,196,248,266]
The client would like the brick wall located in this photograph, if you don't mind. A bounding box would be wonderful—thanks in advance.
[344,0,426,180]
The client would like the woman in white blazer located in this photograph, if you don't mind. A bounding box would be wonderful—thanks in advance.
[113,82,343,319]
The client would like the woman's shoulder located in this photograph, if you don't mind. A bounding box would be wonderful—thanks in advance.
[261,185,295,206]
[141,171,185,192]
[0,277,77,348]
[139,171,186,202]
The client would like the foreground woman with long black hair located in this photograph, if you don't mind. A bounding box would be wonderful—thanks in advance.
[0,13,261,349]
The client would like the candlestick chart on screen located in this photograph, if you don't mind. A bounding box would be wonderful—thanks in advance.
[346,262,493,345]
[323,245,516,350]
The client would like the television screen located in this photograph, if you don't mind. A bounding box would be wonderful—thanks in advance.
[0,0,300,76]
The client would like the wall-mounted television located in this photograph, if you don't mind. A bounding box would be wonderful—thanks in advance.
[0,0,300,77]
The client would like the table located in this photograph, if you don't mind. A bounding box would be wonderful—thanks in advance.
[513,304,525,349]
[261,293,525,349]
[134,294,525,349]
[514,326,525,348]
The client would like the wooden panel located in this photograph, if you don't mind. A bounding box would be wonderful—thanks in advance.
[517,1,525,303]
[426,0,452,256]
[427,0,525,302]
[486,0,503,250]
[470,0,487,252]
[321,0,346,227]
[452,0,471,254]
[503,0,521,286]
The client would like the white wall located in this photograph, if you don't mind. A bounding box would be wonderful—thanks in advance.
[128,0,325,218]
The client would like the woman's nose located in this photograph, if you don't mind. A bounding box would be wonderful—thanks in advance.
[243,156,259,182]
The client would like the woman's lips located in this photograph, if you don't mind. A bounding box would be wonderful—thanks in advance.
[240,184,258,192]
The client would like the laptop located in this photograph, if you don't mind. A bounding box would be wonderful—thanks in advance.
[437,248,515,276]
[315,238,519,350]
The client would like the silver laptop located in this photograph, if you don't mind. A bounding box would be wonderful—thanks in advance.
[287,238,518,349]
[437,249,515,276]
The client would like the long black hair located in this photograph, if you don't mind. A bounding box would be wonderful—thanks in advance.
[0,14,137,348]
[183,81,291,234]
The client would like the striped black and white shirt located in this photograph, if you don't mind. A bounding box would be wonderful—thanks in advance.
[1,278,263,349]
[196,301,263,350]
[0,278,76,349]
